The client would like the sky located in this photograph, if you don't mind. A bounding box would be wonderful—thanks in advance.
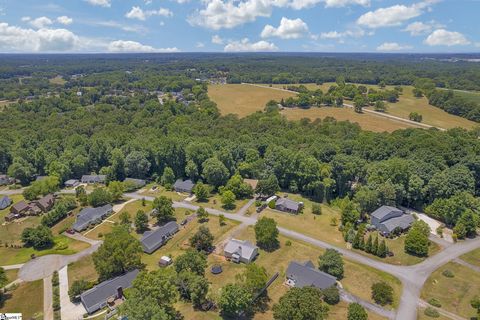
[0,0,478,53]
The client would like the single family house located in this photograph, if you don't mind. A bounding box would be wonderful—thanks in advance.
[141,221,179,254]
[275,197,303,214]
[124,178,146,189]
[224,239,258,264]
[285,261,337,290]
[173,179,195,194]
[80,269,139,314]
[64,179,80,188]
[34,194,55,212]
[72,204,113,232]
[81,175,106,184]
[370,205,414,236]
[0,196,12,210]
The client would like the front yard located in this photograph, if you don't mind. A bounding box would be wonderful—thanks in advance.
[0,279,43,319]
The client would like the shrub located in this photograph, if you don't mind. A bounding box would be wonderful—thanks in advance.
[285,240,292,246]
[442,269,454,278]
[268,200,276,209]
[312,204,322,215]
[371,281,394,306]
[428,298,442,308]
[424,307,440,318]
[322,286,340,305]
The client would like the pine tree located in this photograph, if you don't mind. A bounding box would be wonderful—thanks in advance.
[365,234,373,253]
[377,239,387,258]
[372,235,379,255]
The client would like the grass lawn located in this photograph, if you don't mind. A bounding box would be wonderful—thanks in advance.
[140,183,188,202]
[4,269,18,284]
[460,248,480,267]
[417,307,451,320]
[68,255,98,285]
[328,301,388,320]
[0,194,24,221]
[261,193,435,266]
[0,235,90,265]
[450,90,480,104]
[208,84,296,117]
[421,261,480,319]
[0,279,43,319]
[193,194,252,213]
[49,75,66,85]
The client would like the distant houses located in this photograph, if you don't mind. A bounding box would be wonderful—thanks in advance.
[64,179,80,188]
[72,204,113,232]
[0,196,12,210]
[81,175,106,184]
[141,221,179,254]
[124,178,146,189]
[0,175,15,186]
[173,179,195,194]
[285,261,337,290]
[370,205,414,236]
[6,194,56,222]
[275,197,303,214]
[224,239,259,264]
[80,269,139,314]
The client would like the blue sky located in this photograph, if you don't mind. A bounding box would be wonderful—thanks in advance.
[0,0,478,53]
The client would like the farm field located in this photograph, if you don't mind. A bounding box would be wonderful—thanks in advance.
[421,261,480,319]
[208,84,296,117]
[0,279,43,319]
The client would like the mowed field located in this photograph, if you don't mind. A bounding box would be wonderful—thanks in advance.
[208,84,296,117]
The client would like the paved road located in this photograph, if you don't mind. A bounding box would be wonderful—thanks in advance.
[0,188,24,195]
[43,275,53,320]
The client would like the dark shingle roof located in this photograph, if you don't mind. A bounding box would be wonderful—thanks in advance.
[73,204,113,231]
[371,206,403,221]
[141,221,179,253]
[11,201,29,212]
[380,214,415,233]
[173,179,194,192]
[81,269,139,314]
[81,175,106,183]
[0,196,12,210]
[276,197,301,211]
[286,261,337,290]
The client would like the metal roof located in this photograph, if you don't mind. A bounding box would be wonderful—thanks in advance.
[224,239,258,261]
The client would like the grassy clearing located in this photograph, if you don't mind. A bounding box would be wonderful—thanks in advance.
[140,183,188,202]
[0,279,43,319]
[208,84,296,117]
[460,248,480,267]
[421,261,480,319]
[193,193,252,213]
[0,235,90,265]
[4,269,18,284]
[452,90,480,104]
[49,75,66,85]
[68,255,98,285]
[261,193,435,266]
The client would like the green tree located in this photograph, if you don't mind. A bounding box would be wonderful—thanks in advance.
[8,158,35,185]
[221,190,236,210]
[218,283,252,318]
[219,214,226,226]
[134,210,149,233]
[371,281,393,306]
[222,174,254,199]
[341,199,360,226]
[312,203,322,215]
[374,100,387,112]
[125,151,151,179]
[92,226,143,281]
[347,302,368,320]
[109,148,126,182]
[119,211,131,226]
[174,249,207,276]
[189,226,214,252]
[255,175,280,198]
[161,167,176,189]
[237,263,269,296]
[202,157,229,188]
[0,267,9,289]
[21,225,54,249]
[108,181,125,202]
[193,182,210,202]
[377,239,388,258]
[196,207,209,222]
[68,280,91,302]
[318,249,344,279]
[405,220,430,257]
[272,287,329,320]
[471,295,480,317]
[353,95,367,113]
[254,217,279,251]
[176,271,209,308]
[88,188,112,207]
[119,269,178,320]
[152,196,175,224]
[322,286,340,305]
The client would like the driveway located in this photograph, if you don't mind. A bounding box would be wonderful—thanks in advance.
[59,265,86,320]
[43,275,53,320]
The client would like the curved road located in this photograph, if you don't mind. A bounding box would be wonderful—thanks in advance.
[124,193,480,320]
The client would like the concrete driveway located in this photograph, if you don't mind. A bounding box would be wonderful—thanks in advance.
[59,266,86,320]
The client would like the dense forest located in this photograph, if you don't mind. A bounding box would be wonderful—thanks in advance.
[1,54,480,235]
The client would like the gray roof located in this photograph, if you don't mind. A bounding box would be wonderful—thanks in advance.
[0,196,12,210]
[81,175,106,183]
[65,179,79,186]
[379,214,415,233]
[73,204,113,231]
[286,261,337,290]
[124,178,146,187]
[81,269,139,314]
[224,239,258,260]
[141,221,179,253]
[276,197,301,211]
[371,206,403,222]
[173,179,194,192]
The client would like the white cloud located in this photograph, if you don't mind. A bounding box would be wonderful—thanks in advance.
[57,16,73,25]
[0,22,79,52]
[196,42,205,48]
[189,0,370,30]
[21,17,31,22]
[320,28,365,39]
[224,38,278,52]
[85,0,111,7]
[90,20,148,33]
[376,42,413,51]
[403,20,443,36]
[211,35,224,44]
[108,40,179,53]
[357,1,438,28]
[29,17,53,29]
[125,6,173,21]
[424,29,471,46]
[261,17,309,39]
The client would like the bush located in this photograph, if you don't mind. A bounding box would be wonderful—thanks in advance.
[322,286,340,305]
[424,307,440,318]
[442,269,454,278]
[69,280,92,302]
[428,298,442,308]
[371,281,394,306]
[285,240,292,246]
[312,204,322,215]
[268,200,276,209]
